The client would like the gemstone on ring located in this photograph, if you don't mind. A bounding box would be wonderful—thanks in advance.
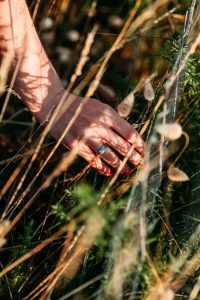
[98,145,107,155]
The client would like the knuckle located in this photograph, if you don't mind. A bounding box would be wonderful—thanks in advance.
[130,152,141,166]
[119,141,130,155]
[104,103,113,114]
[107,154,120,168]
[126,129,144,149]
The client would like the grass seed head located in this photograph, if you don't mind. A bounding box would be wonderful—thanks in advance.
[107,242,138,297]
[108,15,123,28]
[156,123,182,140]
[117,92,134,118]
[144,80,155,101]
[56,47,71,63]
[98,83,116,102]
[40,17,54,31]
[66,30,80,42]
[167,167,189,182]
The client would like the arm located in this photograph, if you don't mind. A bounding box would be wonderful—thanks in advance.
[0,0,144,176]
[0,0,64,117]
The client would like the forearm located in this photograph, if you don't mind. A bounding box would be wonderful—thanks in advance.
[0,0,65,119]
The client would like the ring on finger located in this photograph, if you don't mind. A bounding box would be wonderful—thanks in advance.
[97,144,108,155]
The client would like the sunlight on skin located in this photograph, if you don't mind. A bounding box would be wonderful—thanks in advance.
[0,0,144,176]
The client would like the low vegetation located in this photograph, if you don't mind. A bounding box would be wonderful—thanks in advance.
[0,0,199,299]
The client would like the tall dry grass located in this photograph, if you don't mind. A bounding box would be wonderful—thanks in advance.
[0,0,199,299]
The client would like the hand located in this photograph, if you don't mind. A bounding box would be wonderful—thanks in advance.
[0,0,144,176]
[47,94,144,176]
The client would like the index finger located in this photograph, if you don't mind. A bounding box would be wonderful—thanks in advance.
[111,111,144,154]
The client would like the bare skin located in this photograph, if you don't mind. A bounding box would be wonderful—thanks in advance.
[0,0,144,176]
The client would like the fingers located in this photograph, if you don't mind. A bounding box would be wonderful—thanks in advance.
[87,139,132,174]
[95,127,142,167]
[68,140,112,176]
[111,110,144,154]
[57,99,145,176]
[66,124,142,175]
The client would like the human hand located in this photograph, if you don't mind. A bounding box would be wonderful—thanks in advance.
[44,94,144,176]
[0,0,144,176]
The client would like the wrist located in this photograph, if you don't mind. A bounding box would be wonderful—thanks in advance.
[30,86,66,123]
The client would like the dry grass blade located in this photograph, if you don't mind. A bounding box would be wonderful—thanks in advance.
[0,54,23,123]
[144,285,175,300]
[56,274,104,300]
[26,230,83,299]
[163,224,200,284]
[23,234,74,300]
[0,238,7,248]
[1,144,79,238]
[189,276,200,300]
[32,0,41,22]
[140,5,180,33]
[23,0,144,221]
[168,131,190,170]
[85,0,142,98]
[127,0,170,37]
[0,220,10,236]
[74,0,170,96]
[5,93,70,216]
[0,0,198,298]
[0,157,27,203]
[145,232,200,299]
[7,25,98,215]
[146,251,200,299]
[4,22,95,213]
[165,31,200,99]
[106,240,140,298]
[39,212,105,299]
[70,24,99,86]
[133,73,157,94]
[0,225,70,278]
[0,50,13,96]
[0,220,10,248]
[170,250,200,292]
[23,260,69,300]
[98,95,165,205]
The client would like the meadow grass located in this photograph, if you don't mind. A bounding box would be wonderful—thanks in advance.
[0,0,199,299]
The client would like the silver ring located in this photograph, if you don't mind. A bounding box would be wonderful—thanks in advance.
[98,145,107,155]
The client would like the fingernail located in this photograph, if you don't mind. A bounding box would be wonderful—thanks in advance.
[135,148,143,156]
[121,168,132,175]
[98,169,112,176]
[105,169,113,176]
